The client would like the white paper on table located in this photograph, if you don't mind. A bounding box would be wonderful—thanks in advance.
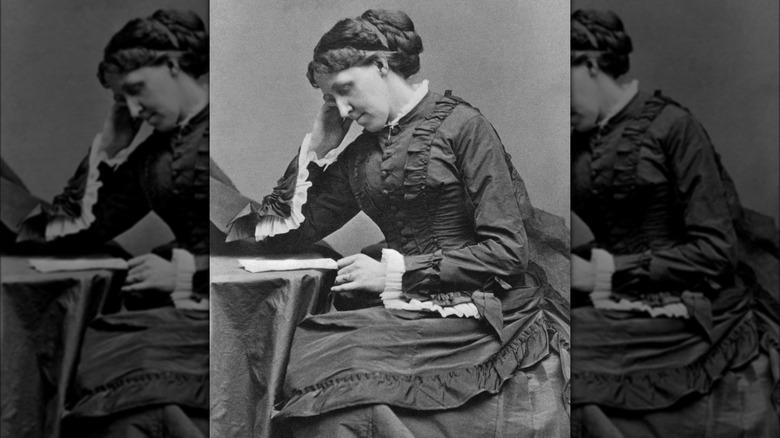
[29,258,128,273]
[238,258,338,273]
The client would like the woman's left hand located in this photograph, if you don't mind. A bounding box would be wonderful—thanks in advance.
[122,253,177,293]
[332,254,387,294]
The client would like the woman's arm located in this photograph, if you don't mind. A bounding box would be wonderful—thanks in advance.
[20,139,151,250]
[222,136,361,252]
[399,112,529,299]
[222,104,361,252]
[588,113,738,296]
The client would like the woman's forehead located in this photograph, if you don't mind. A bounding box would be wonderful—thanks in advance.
[314,65,373,90]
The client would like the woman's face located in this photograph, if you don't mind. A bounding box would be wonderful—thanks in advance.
[314,64,392,133]
[106,65,184,132]
[570,63,601,133]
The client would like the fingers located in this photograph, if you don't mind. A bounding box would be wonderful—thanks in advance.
[121,280,152,292]
[336,254,364,268]
[340,117,354,131]
[334,272,355,285]
[127,254,153,267]
[331,282,360,292]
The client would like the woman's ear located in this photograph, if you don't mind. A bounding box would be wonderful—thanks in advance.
[585,58,599,76]
[166,58,181,76]
[375,58,389,77]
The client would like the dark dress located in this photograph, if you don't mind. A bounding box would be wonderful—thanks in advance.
[21,107,216,436]
[570,90,779,437]
[224,91,571,437]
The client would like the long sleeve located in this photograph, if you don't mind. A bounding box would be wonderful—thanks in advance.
[612,113,737,293]
[402,113,529,298]
[223,138,361,252]
[20,138,151,250]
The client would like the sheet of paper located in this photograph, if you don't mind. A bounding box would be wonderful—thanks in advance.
[238,258,338,273]
[29,258,128,273]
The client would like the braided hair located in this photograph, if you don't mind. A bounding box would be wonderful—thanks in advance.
[306,9,423,87]
[571,9,633,78]
[97,9,208,87]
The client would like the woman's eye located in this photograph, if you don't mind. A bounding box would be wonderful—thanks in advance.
[334,85,351,96]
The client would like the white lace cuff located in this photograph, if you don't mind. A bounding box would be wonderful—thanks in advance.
[380,248,480,319]
[589,248,614,303]
[170,248,209,310]
[592,298,689,318]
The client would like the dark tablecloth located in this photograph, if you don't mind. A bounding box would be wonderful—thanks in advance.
[209,255,334,438]
[1,255,123,438]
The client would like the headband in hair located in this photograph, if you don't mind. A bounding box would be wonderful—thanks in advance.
[152,18,180,50]
[571,19,599,51]
[361,20,389,49]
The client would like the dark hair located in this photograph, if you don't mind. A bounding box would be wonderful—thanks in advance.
[571,9,633,78]
[97,9,208,87]
[306,9,423,87]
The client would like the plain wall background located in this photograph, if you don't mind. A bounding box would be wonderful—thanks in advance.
[1,0,209,255]
[211,0,570,256]
[573,0,780,224]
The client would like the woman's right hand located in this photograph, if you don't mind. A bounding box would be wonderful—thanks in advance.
[97,102,142,159]
[309,103,353,158]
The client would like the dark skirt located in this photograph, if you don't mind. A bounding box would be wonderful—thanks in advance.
[274,284,570,436]
[570,281,779,437]
[64,307,209,419]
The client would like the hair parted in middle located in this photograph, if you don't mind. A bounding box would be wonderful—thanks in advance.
[306,9,423,87]
[571,9,633,78]
[97,9,209,87]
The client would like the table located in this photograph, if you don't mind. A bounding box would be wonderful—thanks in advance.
[209,255,335,438]
[1,255,123,438]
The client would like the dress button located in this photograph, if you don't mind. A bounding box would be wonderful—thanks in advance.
[381,170,389,178]
[382,189,390,195]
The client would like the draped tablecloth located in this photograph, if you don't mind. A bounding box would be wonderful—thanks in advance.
[209,255,334,438]
[1,255,123,438]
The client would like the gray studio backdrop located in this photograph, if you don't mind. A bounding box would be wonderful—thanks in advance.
[211,0,570,256]
[574,0,780,225]
[1,0,209,255]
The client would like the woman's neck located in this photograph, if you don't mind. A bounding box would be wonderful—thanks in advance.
[177,77,209,125]
[596,78,630,123]
[386,74,417,122]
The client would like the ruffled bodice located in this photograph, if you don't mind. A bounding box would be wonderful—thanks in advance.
[572,91,738,295]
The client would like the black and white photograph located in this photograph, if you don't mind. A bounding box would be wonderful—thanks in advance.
[2,0,778,437]
[1,1,210,437]
[569,1,779,437]
[209,1,570,437]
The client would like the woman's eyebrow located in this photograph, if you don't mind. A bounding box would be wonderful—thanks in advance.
[333,81,353,92]
[121,81,143,92]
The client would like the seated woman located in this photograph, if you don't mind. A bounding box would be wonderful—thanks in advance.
[569,9,779,437]
[19,10,221,437]
[218,9,570,437]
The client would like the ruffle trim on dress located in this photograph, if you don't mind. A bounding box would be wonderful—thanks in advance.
[226,134,348,242]
[42,135,134,240]
[66,370,208,418]
[381,248,480,318]
[571,314,763,411]
[275,316,569,419]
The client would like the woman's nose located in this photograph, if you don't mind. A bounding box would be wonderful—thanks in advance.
[335,97,351,118]
[126,98,143,118]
